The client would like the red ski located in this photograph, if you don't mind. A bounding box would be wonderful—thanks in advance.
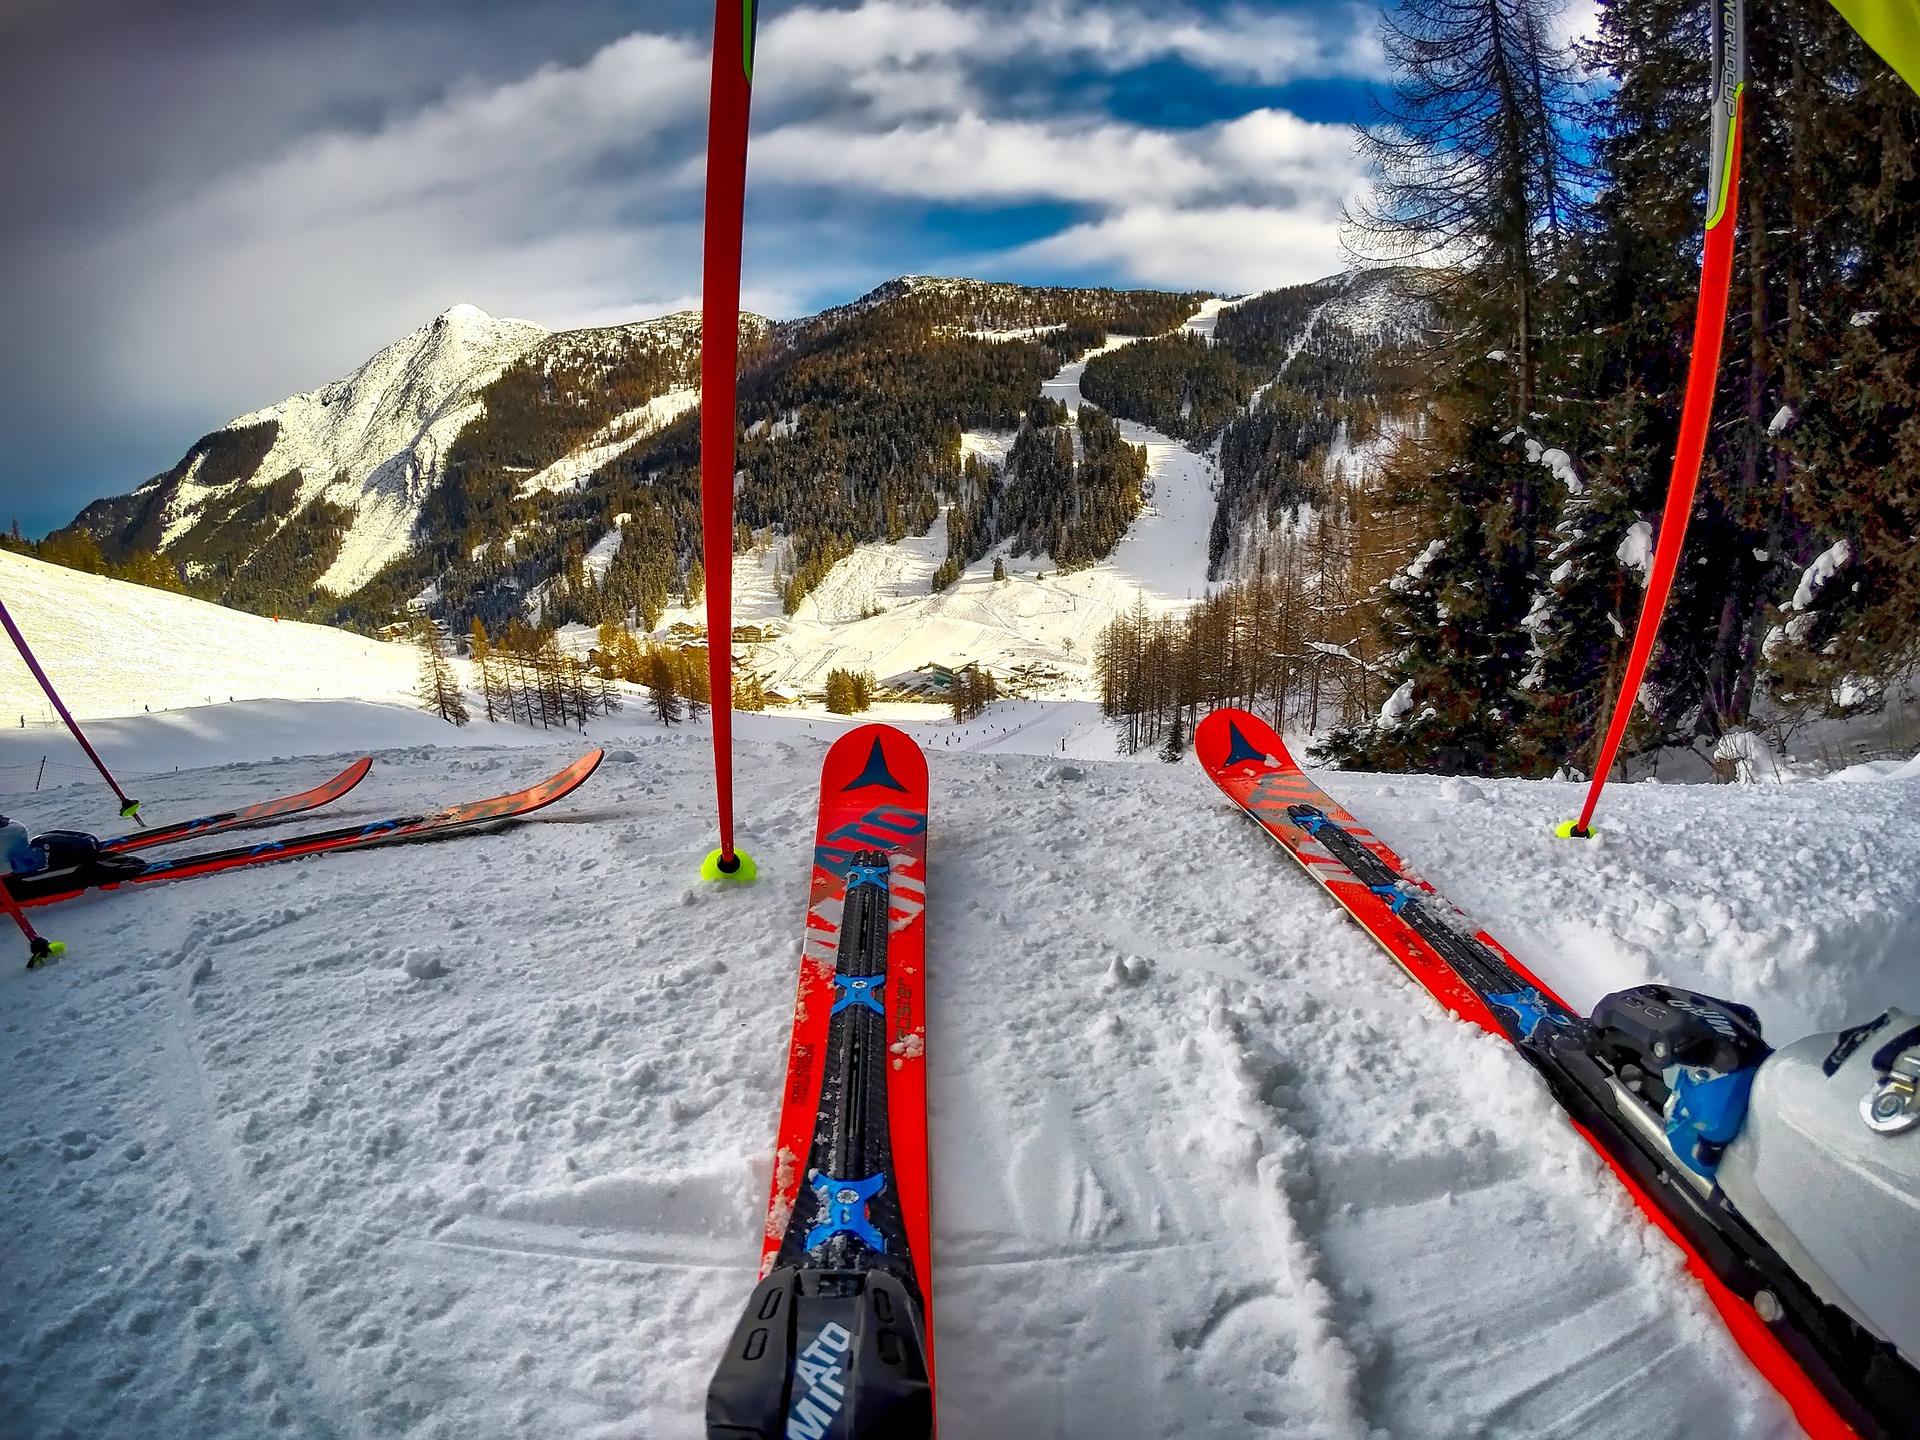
[103,757,373,853]
[1195,707,1880,1438]
[8,751,602,909]
[708,723,934,1439]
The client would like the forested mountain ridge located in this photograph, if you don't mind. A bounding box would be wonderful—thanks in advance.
[62,303,726,621]
[1079,268,1429,579]
[56,276,1232,633]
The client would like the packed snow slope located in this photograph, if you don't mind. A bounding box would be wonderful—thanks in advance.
[0,549,419,723]
[4,698,1916,1438]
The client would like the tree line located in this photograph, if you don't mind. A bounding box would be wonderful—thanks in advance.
[1317,0,1920,775]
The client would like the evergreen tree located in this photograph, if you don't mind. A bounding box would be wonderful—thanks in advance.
[646,650,683,725]
[1328,0,1591,773]
[948,664,998,722]
[825,669,855,714]
[413,617,470,726]
[1160,708,1185,763]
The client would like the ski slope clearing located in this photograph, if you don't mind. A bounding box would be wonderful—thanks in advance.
[6,698,1914,1437]
[669,328,1218,702]
[0,550,419,723]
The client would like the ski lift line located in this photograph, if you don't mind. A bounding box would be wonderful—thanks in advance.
[0,594,144,825]
[698,0,758,881]
[1569,0,1744,840]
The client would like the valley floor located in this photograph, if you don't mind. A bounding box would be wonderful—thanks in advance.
[2,700,1915,1438]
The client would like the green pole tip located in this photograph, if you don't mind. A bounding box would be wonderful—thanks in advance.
[701,847,757,883]
[120,799,141,818]
[1554,819,1595,840]
[26,938,64,969]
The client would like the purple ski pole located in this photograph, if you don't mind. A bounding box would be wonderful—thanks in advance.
[0,594,142,823]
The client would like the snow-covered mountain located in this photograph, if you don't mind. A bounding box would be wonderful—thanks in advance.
[228,304,550,595]
[67,304,739,606]
[55,271,1424,685]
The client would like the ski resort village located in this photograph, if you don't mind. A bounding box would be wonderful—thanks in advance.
[3,1,1920,1438]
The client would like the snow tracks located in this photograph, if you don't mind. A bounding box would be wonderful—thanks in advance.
[0,736,1800,1437]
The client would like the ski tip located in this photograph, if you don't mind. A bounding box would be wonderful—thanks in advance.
[701,847,758,883]
[1554,819,1597,840]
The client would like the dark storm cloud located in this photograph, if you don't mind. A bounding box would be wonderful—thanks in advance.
[0,0,1380,536]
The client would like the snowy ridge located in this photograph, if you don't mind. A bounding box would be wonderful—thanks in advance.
[517,386,700,497]
[1316,267,1431,349]
[114,305,746,602]
[225,305,551,595]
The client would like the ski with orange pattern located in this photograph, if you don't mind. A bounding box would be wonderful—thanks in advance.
[102,757,374,853]
[7,751,602,909]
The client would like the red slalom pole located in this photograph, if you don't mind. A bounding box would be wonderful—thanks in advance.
[1563,0,1744,839]
[0,592,143,824]
[697,0,758,883]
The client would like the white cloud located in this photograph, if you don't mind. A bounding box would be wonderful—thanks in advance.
[52,0,1379,425]
[752,105,1365,290]
[1010,204,1352,293]
[1550,0,1603,50]
[755,0,1385,111]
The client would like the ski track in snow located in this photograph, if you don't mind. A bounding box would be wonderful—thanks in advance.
[1,701,1897,1436]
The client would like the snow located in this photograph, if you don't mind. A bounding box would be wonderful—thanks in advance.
[1378,679,1415,727]
[1712,728,1789,784]
[1524,436,1582,493]
[10,689,1909,1436]
[1788,539,1852,611]
[1390,538,1445,593]
[1180,296,1241,344]
[0,549,420,724]
[518,388,700,496]
[1617,519,1655,577]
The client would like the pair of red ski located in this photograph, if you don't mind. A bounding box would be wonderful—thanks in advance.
[4,751,604,964]
[728,713,1895,1438]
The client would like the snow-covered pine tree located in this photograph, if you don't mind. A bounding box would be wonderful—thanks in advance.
[1767,19,1920,713]
[1327,0,1588,773]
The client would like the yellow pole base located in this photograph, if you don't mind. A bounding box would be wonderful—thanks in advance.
[1554,820,1596,840]
[701,847,758,882]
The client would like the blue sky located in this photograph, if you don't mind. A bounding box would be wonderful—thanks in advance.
[0,0,1387,537]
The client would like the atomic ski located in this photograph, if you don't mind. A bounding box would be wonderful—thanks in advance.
[1195,707,1916,1440]
[708,723,934,1440]
[101,757,374,853]
[7,751,602,909]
